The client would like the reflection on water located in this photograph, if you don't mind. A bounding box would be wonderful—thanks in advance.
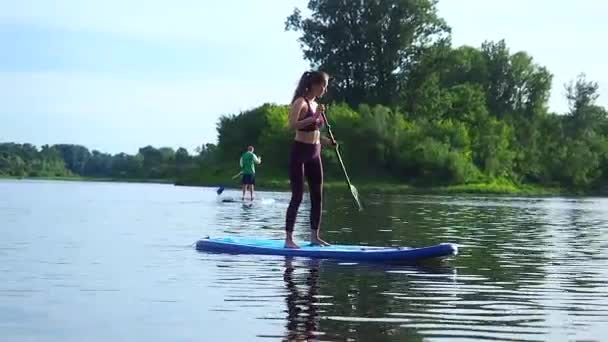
[0,180,607,341]
[283,258,321,341]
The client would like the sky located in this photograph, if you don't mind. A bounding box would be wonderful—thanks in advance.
[1,0,606,155]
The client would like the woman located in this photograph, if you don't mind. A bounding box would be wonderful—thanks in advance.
[284,71,336,249]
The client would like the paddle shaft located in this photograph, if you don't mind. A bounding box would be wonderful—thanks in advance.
[319,111,354,189]
[231,171,243,179]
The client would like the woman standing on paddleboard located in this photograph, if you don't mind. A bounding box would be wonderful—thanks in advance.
[284,71,336,249]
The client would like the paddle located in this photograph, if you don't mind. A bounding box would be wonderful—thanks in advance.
[231,171,243,180]
[319,108,363,211]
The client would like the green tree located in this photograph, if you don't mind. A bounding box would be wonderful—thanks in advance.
[564,74,608,138]
[286,0,449,107]
[110,153,144,178]
[83,150,112,177]
[174,147,194,177]
[257,104,292,172]
[196,143,219,164]
[554,75,608,188]
[37,145,71,176]
[0,154,26,177]
[138,146,163,178]
[53,144,91,175]
[480,40,553,119]
[217,105,270,162]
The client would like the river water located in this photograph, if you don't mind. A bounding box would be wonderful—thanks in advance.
[1,179,607,341]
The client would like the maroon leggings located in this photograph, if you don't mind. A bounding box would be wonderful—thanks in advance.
[285,141,323,232]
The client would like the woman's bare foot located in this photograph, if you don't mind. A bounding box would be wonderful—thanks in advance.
[284,239,300,249]
[284,232,299,248]
[310,232,331,246]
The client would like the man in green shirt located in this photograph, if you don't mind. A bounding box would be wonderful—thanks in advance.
[239,145,261,201]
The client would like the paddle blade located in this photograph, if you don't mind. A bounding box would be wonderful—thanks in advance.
[349,184,363,211]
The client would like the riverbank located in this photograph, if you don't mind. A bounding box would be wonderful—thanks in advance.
[176,176,567,196]
[1,174,589,196]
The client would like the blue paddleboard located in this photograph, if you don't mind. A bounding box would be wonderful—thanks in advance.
[195,237,458,263]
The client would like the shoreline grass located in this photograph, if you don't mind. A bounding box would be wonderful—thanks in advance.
[1,174,590,196]
[176,176,568,197]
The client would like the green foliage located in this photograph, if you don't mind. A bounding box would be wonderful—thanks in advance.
[286,0,449,107]
[195,32,607,192]
[541,75,608,188]
[53,144,91,175]
[257,104,292,172]
[0,142,206,182]
[217,105,272,161]
[0,143,72,177]
[395,119,480,184]
[565,74,608,137]
[4,1,608,194]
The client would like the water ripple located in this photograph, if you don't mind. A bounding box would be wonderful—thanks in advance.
[1,181,607,341]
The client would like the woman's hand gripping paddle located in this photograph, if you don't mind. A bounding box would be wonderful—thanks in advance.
[319,108,363,211]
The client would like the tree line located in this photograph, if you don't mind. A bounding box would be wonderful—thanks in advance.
[197,0,607,191]
[3,0,607,192]
[0,142,215,180]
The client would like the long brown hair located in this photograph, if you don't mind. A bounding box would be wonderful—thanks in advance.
[291,71,328,103]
